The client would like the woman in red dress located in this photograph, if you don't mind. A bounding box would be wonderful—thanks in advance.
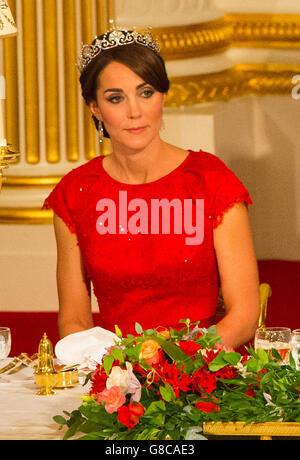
[43,28,260,349]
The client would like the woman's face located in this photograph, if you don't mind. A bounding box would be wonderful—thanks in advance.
[89,61,166,152]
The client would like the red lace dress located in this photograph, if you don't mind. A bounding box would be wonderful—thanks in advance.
[43,149,252,335]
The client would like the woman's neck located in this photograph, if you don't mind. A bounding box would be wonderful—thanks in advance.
[104,138,181,184]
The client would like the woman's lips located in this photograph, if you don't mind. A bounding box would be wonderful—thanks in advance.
[125,126,148,134]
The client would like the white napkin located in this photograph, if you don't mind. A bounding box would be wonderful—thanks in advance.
[55,327,119,369]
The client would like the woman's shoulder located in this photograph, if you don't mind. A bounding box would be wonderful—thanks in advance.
[186,149,231,173]
[57,156,103,187]
[184,149,249,195]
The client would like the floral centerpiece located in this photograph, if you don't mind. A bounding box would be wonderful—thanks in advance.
[54,320,300,440]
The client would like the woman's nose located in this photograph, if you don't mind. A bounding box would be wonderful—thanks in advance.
[126,97,142,119]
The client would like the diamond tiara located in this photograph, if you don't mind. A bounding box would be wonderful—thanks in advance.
[78,24,160,73]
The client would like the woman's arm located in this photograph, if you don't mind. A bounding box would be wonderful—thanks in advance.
[213,202,260,349]
[54,214,94,338]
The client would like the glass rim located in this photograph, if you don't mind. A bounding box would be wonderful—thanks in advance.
[292,329,300,334]
[0,327,10,332]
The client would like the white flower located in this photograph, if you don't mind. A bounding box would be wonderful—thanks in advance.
[126,362,142,402]
[263,393,284,420]
[106,366,129,394]
[105,362,141,401]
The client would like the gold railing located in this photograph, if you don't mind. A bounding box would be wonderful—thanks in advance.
[203,421,300,440]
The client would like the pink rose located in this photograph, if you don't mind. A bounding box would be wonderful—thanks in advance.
[215,343,235,353]
[97,385,126,414]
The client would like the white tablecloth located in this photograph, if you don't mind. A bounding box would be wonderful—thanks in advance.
[0,362,89,440]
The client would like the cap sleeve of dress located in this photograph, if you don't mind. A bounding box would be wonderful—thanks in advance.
[42,173,77,233]
[209,154,253,229]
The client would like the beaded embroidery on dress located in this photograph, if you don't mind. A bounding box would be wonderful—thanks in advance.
[43,150,252,334]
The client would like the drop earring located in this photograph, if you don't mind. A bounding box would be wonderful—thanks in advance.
[98,120,104,143]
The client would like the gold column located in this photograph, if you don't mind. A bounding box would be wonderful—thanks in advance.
[22,0,40,164]
[107,0,115,25]
[62,0,79,162]
[3,0,19,157]
[95,0,114,156]
[96,0,107,34]
[43,0,60,163]
[81,0,97,161]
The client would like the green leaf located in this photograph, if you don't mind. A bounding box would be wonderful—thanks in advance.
[144,329,154,336]
[125,342,142,361]
[154,336,194,373]
[223,352,241,366]
[80,403,116,427]
[103,354,114,376]
[159,383,176,402]
[289,351,296,370]
[135,322,143,335]
[159,385,172,402]
[144,401,166,426]
[207,325,217,335]
[246,357,265,373]
[256,348,269,364]
[270,348,282,362]
[114,324,123,338]
[111,347,124,363]
[208,350,227,372]
[53,415,67,425]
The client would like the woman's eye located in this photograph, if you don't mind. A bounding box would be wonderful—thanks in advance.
[141,88,155,98]
[107,95,123,104]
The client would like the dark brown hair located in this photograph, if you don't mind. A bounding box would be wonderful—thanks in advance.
[79,39,170,138]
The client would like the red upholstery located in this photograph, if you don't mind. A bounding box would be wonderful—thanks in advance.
[1,260,300,356]
[0,312,101,357]
[258,260,300,331]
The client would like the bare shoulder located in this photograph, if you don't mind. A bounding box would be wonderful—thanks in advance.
[162,142,190,165]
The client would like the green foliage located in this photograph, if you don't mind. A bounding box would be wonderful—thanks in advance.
[53,319,300,440]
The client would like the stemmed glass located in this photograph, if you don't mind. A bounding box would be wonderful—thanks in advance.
[254,327,292,364]
[292,329,300,370]
[0,327,11,360]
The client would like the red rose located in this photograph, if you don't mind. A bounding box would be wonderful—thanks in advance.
[192,369,217,395]
[127,402,145,418]
[195,400,219,413]
[89,365,108,396]
[178,340,201,357]
[117,403,145,430]
[245,387,255,397]
[215,365,238,380]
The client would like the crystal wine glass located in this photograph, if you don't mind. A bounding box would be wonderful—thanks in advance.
[292,329,300,370]
[254,327,292,364]
[0,327,11,360]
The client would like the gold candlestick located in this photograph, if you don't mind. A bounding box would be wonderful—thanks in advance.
[0,145,19,193]
[34,333,58,396]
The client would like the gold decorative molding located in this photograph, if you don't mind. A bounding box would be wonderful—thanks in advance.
[153,13,300,61]
[154,18,233,61]
[166,63,299,107]
[227,13,300,49]
[0,207,53,224]
[3,175,61,187]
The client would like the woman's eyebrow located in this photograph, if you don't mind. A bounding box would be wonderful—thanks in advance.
[103,83,148,94]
